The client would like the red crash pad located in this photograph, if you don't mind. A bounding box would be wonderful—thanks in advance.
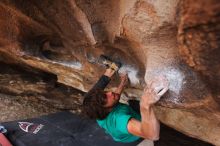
[0,133,12,146]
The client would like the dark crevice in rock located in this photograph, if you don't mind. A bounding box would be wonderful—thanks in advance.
[155,123,213,146]
[0,61,84,113]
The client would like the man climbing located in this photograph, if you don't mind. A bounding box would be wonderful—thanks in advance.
[82,58,169,143]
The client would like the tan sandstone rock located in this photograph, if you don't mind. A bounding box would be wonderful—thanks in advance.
[0,0,219,145]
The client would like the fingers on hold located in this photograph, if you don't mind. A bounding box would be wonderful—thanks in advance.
[157,87,169,97]
[154,95,161,102]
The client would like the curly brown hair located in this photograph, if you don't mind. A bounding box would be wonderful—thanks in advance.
[82,89,111,120]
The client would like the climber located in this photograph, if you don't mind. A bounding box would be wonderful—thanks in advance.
[82,60,169,143]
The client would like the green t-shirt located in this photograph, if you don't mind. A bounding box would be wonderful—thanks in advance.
[97,103,141,143]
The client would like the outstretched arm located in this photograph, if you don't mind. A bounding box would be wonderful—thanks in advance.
[89,68,116,90]
[127,76,169,140]
[140,88,160,140]
[84,68,116,99]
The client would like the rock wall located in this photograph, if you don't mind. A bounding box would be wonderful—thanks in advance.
[0,0,219,145]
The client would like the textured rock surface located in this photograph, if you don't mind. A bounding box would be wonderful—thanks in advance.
[0,0,219,145]
[0,62,83,122]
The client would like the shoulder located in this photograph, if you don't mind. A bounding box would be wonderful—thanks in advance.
[108,104,132,134]
[114,103,131,113]
[97,103,133,129]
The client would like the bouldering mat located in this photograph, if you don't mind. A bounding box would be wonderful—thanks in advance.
[2,112,142,146]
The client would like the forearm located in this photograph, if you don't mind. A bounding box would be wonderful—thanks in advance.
[127,76,168,140]
[114,82,125,95]
[140,103,160,140]
[89,68,114,91]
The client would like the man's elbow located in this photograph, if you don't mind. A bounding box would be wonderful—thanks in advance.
[143,132,160,141]
[149,135,160,141]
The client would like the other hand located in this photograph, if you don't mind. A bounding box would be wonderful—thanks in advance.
[119,73,128,86]
[141,76,169,105]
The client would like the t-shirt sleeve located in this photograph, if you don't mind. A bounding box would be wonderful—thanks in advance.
[115,114,132,135]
